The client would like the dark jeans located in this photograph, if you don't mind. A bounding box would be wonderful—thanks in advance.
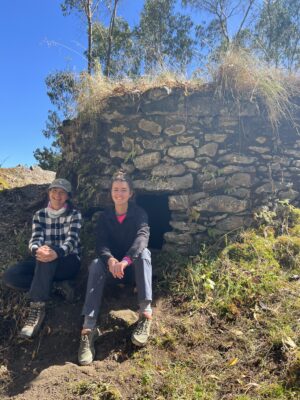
[82,248,152,319]
[2,255,81,302]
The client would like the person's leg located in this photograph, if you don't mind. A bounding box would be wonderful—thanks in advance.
[19,259,58,338]
[79,258,107,365]
[29,254,81,302]
[52,255,81,301]
[29,260,59,302]
[131,248,153,347]
[54,254,81,281]
[2,257,36,291]
[81,258,109,328]
[134,248,152,315]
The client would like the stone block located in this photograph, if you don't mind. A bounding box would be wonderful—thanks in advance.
[197,143,218,157]
[133,152,161,170]
[152,163,186,177]
[168,145,195,159]
[138,119,162,135]
[134,174,193,192]
[164,124,186,136]
[194,195,248,213]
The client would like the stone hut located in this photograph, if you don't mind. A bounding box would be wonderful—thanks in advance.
[59,84,300,254]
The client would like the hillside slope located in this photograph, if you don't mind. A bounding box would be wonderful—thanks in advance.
[0,168,299,400]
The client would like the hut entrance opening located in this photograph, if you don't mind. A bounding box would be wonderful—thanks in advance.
[136,194,171,250]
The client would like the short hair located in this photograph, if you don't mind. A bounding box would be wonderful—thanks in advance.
[110,170,134,192]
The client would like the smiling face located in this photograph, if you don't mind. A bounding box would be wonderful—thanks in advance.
[111,180,132,210]
[48,188,69,210]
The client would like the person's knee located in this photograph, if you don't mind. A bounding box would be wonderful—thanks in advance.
[138,247,151,262]
[135,248,152,267]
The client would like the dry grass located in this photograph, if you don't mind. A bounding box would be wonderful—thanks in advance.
[75,48,300,130]
[76,68,203,117]
[210,47,300,129]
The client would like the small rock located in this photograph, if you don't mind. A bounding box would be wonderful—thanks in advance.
[109,309,139,326]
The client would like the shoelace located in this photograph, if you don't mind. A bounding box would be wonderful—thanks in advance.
[135,318,151,335]
[26,307,42,326]
[80,332,93,349]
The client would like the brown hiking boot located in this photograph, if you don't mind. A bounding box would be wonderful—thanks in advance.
[78,327,101,366]
[19,302,46,338]
[131,313,152,347]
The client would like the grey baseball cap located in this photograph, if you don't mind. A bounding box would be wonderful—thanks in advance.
[48,178,72,194]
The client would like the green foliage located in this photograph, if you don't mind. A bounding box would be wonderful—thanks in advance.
[273,235,300,269]
[160,361,216,400]
[254,0,300,70]
[255,200,300,236]
[71,380,122,399]
[33,146,62,171]
[34,70,79,170]
[183,0,256,61]
[136,0,195,72]
[92,18,138,78]
[45,71,79,117]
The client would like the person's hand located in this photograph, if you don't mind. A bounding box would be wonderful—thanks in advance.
[112,260,128,279]
[108,257,118,277]
[108,257,127,279]
[36,246,58,262]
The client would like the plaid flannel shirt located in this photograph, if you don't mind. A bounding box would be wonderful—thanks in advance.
[28,208,82,258]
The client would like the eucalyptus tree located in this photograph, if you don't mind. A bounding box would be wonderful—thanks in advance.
[61,0,101,74]
[34,71,79,170]
[253,0,300,70]
[182,0,257,58]
[92,17,138,77]
[135,0,195,73]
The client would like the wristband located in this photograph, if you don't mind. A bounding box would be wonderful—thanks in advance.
[122,256,132,266]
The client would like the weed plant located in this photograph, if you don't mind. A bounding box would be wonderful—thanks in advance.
[153,202,300,398]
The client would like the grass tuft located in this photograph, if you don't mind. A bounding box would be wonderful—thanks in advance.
[210,46,300,129]
[76,68,203,119]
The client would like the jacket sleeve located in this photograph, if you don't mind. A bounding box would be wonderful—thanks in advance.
[95,213,114,265]
[126,208,150,260]
[28,211,45,255]
[54,210,82,258]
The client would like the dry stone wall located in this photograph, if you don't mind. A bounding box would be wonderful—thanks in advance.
[59,84,300,254]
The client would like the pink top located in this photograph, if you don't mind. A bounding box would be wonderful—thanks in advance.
[116,214,126,224]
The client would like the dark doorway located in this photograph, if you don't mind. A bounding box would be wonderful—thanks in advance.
[136,194,171,249]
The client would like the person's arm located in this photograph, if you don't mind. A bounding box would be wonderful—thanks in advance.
[95,212,115,265]
[28,211,45,256]
[53,210,82,258]
[125,208,150,261]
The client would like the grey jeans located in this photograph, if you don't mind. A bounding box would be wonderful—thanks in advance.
[81,248,152,319]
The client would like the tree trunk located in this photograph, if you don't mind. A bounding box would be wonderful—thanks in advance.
[104,0,119,77]
[87,0,93,74]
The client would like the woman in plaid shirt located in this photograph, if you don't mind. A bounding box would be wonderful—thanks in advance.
[2,178,82,338]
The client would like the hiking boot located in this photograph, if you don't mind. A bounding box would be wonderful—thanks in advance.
[131,314,152,347]
[19,302,46,339]
[53,280,75,302]
[78,327,101,366]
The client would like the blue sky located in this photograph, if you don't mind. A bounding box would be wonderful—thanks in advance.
[0,0,145,168]
[0,0,250,168]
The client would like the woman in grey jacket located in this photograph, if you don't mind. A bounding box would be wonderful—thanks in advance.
[78,171,152,366]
